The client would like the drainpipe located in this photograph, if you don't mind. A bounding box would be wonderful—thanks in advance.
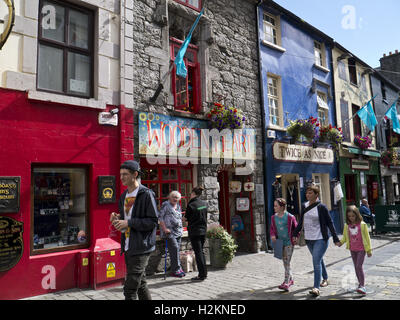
[256,0,272,251]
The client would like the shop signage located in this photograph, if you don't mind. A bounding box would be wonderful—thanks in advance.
[138,112,256,161]
[351,159,370,171]
[272,142,334,164]
[98,176,116,204]
[0,177,20,213]
[375,205,400,232]
[0,216,23,272]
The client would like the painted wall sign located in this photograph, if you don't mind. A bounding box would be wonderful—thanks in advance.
[351,159,370,171]
[138,112,256,160]
[272,142,334,164]
[98,176,116,204]
[0,216,23,272]
[0,177,20,213]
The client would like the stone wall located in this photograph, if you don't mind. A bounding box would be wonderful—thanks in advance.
[126,0,266,262]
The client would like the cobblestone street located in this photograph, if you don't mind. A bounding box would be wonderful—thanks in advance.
[24,235,400,301]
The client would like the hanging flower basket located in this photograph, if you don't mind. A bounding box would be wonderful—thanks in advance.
[318,125,343,153]
[206,103,246,131]
[354,135,372,149]
[287,116,319,143]
[381,148,400,167]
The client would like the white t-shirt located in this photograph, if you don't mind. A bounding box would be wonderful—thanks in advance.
[124,186,139,252]
[303,201,323,240]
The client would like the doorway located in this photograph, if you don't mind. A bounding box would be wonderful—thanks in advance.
[217,171,231,233]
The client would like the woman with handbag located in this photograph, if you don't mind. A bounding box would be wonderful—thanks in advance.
[292,185,340,297]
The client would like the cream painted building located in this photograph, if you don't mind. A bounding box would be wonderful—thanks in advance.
[332,42,382,216]
[0,0,122,110]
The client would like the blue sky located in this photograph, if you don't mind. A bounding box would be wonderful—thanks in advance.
[274,0,400,68]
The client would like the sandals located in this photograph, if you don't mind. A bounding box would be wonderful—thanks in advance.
[309,288,320,296]
[320,279,329,287]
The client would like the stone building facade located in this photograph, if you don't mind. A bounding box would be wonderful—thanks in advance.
[123,0,266,271]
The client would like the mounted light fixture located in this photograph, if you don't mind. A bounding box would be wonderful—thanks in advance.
[0,0,15,50]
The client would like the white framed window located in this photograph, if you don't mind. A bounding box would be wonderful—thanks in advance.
[267,74,283,127]
[314,41,324,67]
[317,91,329,126]
[263,13,278,45]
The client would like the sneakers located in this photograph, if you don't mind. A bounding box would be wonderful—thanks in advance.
[171,268,186,278]
[357,286,367,295]
[320,279,329,287]
[278,279,294,291]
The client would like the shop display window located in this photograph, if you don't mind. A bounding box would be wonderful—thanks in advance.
[140,163,193,211]
[31,167,89,254]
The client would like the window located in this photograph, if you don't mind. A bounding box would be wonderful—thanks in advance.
[317,91,329,126]
[338,60,347,81]
[348,58,358,85]
[340,99,351,142]
[38,0,93,98]
[32,167,88,254]
[174,0,202,11]
[267,74,282,127]
[381,81,387,102]
[314,41,324,67]
[140,163,193,211]
[263,13,280,45]
[353,104,362,137]
[170,38,201,113]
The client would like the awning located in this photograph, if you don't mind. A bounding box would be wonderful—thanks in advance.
[346,146,381,158]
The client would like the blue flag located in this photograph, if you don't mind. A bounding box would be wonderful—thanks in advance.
[174,7,204,78]
[357,100,378,132]
[385,102,400,134]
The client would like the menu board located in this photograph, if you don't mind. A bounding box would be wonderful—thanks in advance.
[0,216,23,272]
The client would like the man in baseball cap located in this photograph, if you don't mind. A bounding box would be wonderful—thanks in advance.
[110,160,158,300]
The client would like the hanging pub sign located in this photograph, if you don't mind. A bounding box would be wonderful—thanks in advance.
[98,176,116,204]
[0,177,20,213]
[0,216,23,272]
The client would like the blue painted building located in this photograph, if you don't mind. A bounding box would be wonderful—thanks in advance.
[257,1,341,244]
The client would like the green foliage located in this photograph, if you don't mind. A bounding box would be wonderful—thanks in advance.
[207,223,238,264]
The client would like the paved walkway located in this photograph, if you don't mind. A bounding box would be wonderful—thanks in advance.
[23,234,400,300]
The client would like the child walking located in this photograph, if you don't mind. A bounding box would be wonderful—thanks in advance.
[270,198,298,291]
[338,205,372,295]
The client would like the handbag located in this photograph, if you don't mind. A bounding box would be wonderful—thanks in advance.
[297,201,321,247]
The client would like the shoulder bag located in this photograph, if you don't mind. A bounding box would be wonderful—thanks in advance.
[297,201,321,247]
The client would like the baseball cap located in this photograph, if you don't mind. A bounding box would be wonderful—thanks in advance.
[120,160,141,173]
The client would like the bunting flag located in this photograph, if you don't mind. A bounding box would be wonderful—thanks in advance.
[174,7,204,78]
[357,100,378,132]
[385,102,400,134]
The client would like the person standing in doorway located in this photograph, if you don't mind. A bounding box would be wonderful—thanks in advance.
[292,185,340,297]
[184,186,208,281]
[159,191,185,278]
[110,160,159,300]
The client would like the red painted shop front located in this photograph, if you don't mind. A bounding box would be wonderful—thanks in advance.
[0,88,131,299]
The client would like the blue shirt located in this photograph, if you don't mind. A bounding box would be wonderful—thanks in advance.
[275,211,291,246]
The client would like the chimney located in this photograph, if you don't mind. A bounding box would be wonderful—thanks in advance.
[383,53,386,57]
[396,50,399,54]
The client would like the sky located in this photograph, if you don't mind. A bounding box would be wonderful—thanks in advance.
[273,0,400,68]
